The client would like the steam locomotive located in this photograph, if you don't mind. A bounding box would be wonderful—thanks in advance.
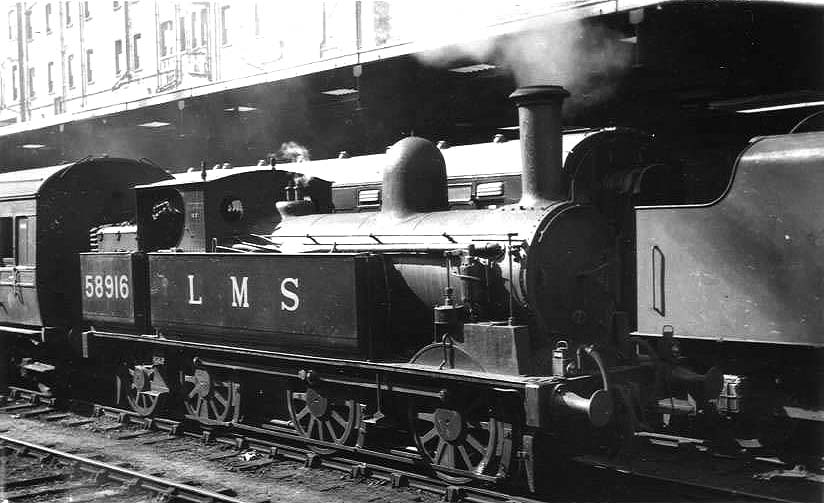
[1,85,821,494]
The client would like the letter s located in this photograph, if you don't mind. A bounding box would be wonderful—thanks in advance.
[280,277,299,312]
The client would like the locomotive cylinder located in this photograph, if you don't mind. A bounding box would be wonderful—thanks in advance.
[509,85,570,207]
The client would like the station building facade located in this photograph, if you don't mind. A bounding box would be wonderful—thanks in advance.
[0,1,821,172]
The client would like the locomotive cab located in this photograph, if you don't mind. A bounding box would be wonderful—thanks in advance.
[135,166,331,253]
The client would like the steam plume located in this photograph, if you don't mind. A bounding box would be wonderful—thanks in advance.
[417,15,633,109]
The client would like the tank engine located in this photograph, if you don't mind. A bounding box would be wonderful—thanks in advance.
[75,86,623,486]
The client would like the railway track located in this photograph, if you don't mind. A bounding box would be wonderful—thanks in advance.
[0,387,536,503]
[0,434,251,503]
[1,386,818,503]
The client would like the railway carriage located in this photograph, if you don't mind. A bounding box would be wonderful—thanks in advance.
[0,158,172,393]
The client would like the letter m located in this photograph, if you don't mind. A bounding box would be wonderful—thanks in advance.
[230,276,249,308]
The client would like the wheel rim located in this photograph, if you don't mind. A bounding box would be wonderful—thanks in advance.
[286,386,361,454]
[410,395,501,483]
[183,369,238,424]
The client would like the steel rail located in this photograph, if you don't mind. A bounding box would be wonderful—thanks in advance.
[0,434,252,503]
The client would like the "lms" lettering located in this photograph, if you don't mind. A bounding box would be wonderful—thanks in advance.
[186,274,300,311]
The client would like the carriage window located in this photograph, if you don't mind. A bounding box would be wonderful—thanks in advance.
[0,217,12,265]
[357,189,381,207]
[476,181,504,198]
[448,184,472,203]
[16,216,33,265]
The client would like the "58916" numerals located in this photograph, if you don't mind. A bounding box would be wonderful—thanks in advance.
[84,274,129,299]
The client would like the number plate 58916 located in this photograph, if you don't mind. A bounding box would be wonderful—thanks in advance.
[84,274,130,299]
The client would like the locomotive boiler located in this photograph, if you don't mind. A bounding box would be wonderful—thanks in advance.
[266,86,618,369]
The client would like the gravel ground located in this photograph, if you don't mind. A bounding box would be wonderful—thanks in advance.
[0,414,439,503]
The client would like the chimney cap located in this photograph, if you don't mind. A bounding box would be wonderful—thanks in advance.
[509,85,570,106]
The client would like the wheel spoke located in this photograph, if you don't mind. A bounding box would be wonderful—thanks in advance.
[332,402,353,418]
[209,400,222,420]
[420,427,439,445]
[434,438,446,463]
[417,412,435,423]
[465,433,485,455]
[331,410,347,428]
[214,390,229,407]
[308,417,318,438]
[296,406,311,422]
[293,392,307,402]
[443,443,456,468]
[325,420,337,441]
[458,444,473,470]
[466,419,488,429]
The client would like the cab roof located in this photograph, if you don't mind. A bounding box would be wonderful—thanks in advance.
[0,164,73,200]
[135,165,276,189]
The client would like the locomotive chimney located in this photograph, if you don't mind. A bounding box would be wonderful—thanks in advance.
[509,85,570,207]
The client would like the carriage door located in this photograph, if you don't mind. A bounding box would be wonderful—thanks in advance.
[15,216,38,323]
[0,218,12,267]
[0,216,15,324]
[0,215,40,327]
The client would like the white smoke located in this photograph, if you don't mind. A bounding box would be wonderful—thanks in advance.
[416,15,633,109]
